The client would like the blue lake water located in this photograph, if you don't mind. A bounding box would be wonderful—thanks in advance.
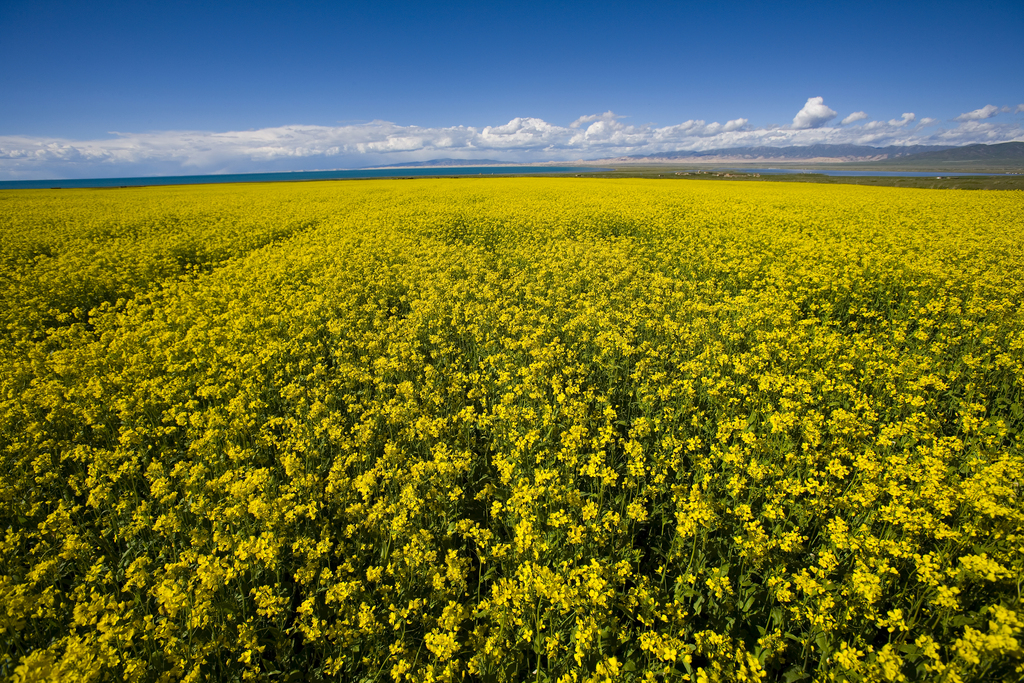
[0,166,601,190]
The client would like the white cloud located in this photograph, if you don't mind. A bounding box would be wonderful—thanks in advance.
[888,113,916,127]
[3,99,1023,180]
[840,111,868,125]
[569,111,622,129]
[955,104,1000,121]
[1016,104,1024,114]
[792,97,838,129]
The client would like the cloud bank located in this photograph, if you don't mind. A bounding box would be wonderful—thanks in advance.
[2,98,1022,179]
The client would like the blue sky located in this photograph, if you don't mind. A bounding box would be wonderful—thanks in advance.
[1,0,1021,178]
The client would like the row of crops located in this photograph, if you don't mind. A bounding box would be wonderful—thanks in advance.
[1,178,1022,681]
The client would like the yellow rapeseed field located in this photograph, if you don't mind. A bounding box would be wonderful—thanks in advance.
[1,178,1022,682]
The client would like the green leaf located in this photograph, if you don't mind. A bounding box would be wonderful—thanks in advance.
[783,666,811,682]
[815,631,830,657]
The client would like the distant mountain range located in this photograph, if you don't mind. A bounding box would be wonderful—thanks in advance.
[608,144,955,163]
[366,142,1024,170]
[592,142,1024,165]
[874,141,1024,163]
